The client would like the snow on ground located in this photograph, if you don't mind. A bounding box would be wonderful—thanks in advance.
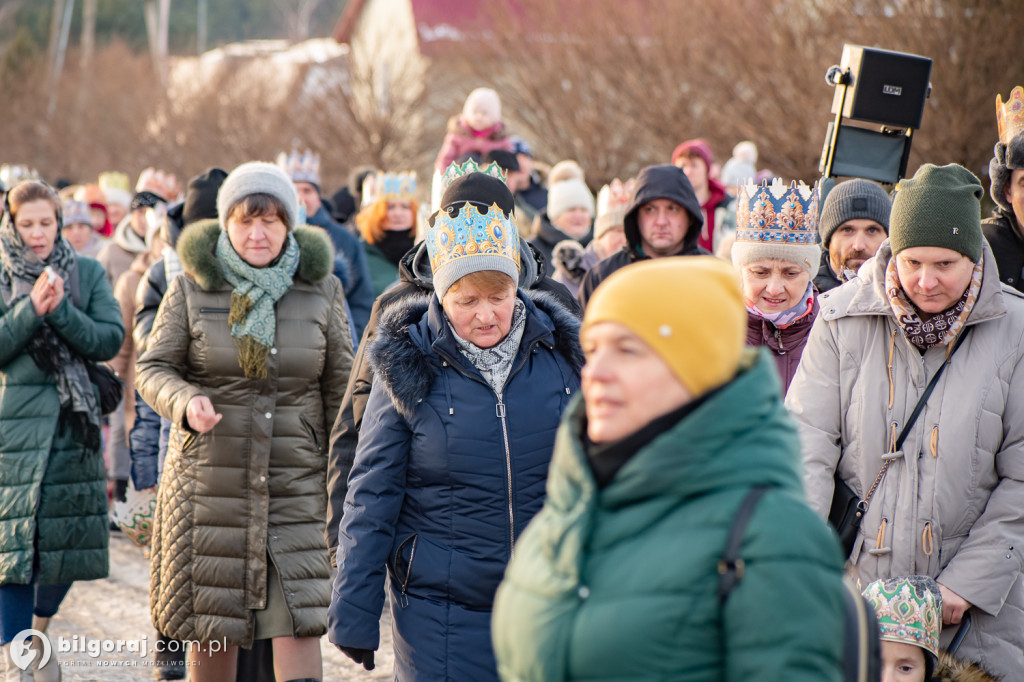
[51,533,394,681]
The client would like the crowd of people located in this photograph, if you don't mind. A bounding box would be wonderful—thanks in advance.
[2,82,1024,682]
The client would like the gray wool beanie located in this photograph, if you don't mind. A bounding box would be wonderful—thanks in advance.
[818,178,892,248]
[889,164,984,262]
[217,161,300,231]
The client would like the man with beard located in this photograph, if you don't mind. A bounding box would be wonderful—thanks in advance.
[814,179,892,292]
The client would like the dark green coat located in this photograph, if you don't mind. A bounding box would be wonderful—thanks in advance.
[136,223,354,646]
[492,350,846,681]
[0,256,124,585]
[363,240,400,298]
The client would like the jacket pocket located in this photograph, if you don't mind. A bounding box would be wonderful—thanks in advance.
[199,307,230,314]
[390,533,418,601]
[937,531,969,569]
[299,413,322,453]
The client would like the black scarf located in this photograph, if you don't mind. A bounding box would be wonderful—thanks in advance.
[0,199,102,452]
[375,228,416,265]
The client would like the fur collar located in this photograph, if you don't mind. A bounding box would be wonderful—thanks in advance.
[370,289,584,420]
[933,652,999,682]
[177,220,334,290]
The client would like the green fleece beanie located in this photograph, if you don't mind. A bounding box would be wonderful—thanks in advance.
[889,164,983,262]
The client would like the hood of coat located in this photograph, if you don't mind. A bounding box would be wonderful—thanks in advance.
[820,238,1024,327]
[369,289,584,420]
[934,652,1000,682]
[397,236,545,293]
[113,215,148,255]
[177,219,334,291]
[550,347,802,508]
[622,165,704,256]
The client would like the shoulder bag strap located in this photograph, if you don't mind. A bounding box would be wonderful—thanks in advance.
[860,328,971,509]
[717,485,773,605]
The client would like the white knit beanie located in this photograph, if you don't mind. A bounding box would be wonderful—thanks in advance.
[217,161,300,230]
[462,88,501,125]
[547,178,595,222]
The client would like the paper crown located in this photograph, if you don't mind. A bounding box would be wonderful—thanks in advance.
[99,171,130,194]
[862,576,942,658]
[997,86,1024,146]
[735,178,819,245]
[277,149,321,186]
[427,202,520,278]
[0,165,40,189]
[596,178,636,218]
[62,198,93,226]
[362,171,417,206]
[439,158,506,197]
[136,168,180,202]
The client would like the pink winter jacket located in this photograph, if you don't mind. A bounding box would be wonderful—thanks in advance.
[434,117,513,172]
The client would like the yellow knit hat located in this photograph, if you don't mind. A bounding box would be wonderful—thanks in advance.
[583,257,747,396]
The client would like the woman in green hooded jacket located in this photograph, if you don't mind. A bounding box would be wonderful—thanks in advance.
[492,257,846,681]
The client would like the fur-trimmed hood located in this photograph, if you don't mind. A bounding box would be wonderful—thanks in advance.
[176,219,335,290]
[989,133,1024,212]
[933,652,1000,682]
[369,289,584,420]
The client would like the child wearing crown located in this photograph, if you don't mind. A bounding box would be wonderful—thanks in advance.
[434,87,514,174]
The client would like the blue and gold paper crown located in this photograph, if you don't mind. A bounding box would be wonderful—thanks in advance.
[276,149,321,186]
[427,201,520,278]
[735,178,819,245]
[362,171,417,205]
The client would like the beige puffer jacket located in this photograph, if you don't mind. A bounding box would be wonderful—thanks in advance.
[135,222,353,646]
[786,240,1024,678]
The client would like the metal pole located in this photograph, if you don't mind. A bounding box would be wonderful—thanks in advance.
[48,0,74,117]
[197,0,207,54]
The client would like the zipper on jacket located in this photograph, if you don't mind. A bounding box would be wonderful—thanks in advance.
[199,307,230,314]
[496,393,515,560]
[773,327,786,354]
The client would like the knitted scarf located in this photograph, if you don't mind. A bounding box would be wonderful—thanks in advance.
[745,281,814,329]
[451,298,526,396]
[216,229,299,379]
[0,209,102,451]
[885,257,983,350]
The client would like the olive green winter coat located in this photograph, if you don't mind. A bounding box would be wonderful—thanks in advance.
[135,221,353,646]
[492,350,846,681]
[0,256,124,585]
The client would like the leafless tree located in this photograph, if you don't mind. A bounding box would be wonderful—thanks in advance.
[274,0,323,43]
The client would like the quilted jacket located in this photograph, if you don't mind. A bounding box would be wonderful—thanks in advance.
[329,290,583,681]
[136,222,353,646]
[0,255,124,585]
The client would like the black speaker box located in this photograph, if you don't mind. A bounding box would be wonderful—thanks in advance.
[830,45,932,129]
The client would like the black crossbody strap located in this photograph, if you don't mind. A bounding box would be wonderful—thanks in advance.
[717,485,773,605]
[893,328,970,452]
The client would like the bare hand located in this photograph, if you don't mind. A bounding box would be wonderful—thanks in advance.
[46,273,64,313]
[938,583,972,625]
[185,395,222,433]
[30,272,55,316]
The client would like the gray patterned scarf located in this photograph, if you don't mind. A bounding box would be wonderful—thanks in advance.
[0,205,101,451]
[451,298,527,395]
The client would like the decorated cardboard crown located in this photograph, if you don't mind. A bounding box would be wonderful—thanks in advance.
[0,164,40,190]
[113,485,158,548]
[362,171,418,206]
[99,171,130,194]
[135,168,180,202]
[62,198,93,226]
[596,178,636,218]
[427,201,520,277]
[735,178,819,245]
[863,576,941,658]
[997,86,1024,146]
[277,149,321,186]
[439,158,506,197]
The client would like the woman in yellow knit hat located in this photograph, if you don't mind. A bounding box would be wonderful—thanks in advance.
[493,257,848,681]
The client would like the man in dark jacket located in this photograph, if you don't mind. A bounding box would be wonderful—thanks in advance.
[983,87,1024,292]
[578,164,705,307]
[813,178,892,293]
[325,238,580,567]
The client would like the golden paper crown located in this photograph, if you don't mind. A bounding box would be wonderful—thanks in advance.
[362,171,417,206]
[997,86,1024,146]
[136,168,180,202]
[596,178,636,218]
[98,171,130,194]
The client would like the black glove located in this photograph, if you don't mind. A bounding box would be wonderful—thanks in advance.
[337,645,375,671]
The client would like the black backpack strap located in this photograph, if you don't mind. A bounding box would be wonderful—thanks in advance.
[717,485,772,605]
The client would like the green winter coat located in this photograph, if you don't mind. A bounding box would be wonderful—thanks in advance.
[0,256,124,585]
[135,222,354,646]
[363,240,400,298]
[492,349,846,681]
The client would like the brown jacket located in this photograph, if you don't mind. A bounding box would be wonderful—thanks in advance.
[136,222,353,646]
[786,240,1024,677]
[111,251,156,434]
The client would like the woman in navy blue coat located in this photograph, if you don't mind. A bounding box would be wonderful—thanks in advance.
[329,172,583,681]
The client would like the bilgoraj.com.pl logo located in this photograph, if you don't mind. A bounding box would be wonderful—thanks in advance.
[8,628,52,671]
